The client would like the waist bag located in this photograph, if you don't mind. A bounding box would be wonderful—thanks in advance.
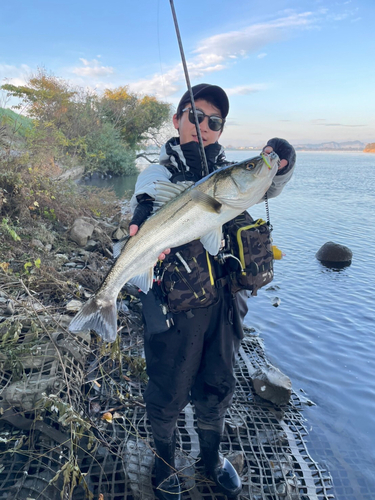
[225,211,274,296]
[161,239,218,313]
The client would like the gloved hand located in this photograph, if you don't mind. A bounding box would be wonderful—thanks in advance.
[263,138,296,173]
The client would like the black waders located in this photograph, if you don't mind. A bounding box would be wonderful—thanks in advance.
[198,429,242,498]
[153,435,181,500]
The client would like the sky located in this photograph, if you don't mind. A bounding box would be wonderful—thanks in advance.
[1,0,374,147]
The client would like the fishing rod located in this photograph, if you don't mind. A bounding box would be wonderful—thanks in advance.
[169,0,210,177]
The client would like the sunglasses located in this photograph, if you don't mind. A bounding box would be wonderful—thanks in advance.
[182,107,225,132]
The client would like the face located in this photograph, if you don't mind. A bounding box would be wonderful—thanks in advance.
[173,98,223,146]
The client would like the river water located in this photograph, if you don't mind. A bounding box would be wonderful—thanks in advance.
[81,150,375,498]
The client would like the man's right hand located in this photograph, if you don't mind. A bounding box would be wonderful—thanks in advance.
[129,224,171,261]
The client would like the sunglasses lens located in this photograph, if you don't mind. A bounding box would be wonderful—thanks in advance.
[189,109,204,124]
[208,117,223,131]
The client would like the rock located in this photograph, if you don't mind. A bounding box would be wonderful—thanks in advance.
[119,219,130,230]
[316,241,352,268]
[66,299,83,312]
[272,297,281,307]
[45,243,52,252]
[112,227,127,240]
[55,165,85,181]
[4,299,15,316]
[55,253,69,261]
[30,238,44,250]
[251,364,292,406]
[85,239,99,252]
[104,247,113,259]
[69,218,95,247]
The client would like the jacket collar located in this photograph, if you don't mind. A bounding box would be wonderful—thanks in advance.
[159,137,227,180]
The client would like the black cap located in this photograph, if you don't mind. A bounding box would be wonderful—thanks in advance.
[176,83,229,119]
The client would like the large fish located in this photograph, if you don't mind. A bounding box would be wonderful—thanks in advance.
[69,152,279,341]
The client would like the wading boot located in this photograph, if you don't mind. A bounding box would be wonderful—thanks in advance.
[198,429,242,498]
[153,435,181,500]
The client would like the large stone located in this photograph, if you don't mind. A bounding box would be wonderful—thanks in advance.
[316,241,352,268]
[251,364,292,406]
[112,227,127,240]
[69,218,95,247]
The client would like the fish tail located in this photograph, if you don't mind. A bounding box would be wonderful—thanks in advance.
[68,295,118,343]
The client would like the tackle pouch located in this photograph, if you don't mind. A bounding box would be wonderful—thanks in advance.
[225,211,274,296]
[140,283,174,335]
[161,239,218,313]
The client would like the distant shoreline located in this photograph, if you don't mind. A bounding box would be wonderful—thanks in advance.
[224,148,370,152]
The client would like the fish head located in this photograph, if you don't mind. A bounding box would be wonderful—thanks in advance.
[213,152,279,209]
[230,152,279,190]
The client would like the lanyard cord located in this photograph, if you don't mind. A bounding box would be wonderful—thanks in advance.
[169,0,209,178]
[264,192,273,231]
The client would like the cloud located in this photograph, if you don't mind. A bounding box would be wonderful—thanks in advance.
[129,57,226,98]
[194,12,313,59]
[326,5,359,22]
[226,84,267,96]
[72,58,114,78]
[257,53,267,59]
[317,122,366,127]
[0,64,32,86]
[128,12,314,98]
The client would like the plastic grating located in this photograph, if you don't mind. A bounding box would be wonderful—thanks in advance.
[70,335,335,500]
[5,324,369,499]
[0,329,91,500]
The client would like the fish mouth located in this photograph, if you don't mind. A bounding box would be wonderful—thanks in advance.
[261,151,279,170]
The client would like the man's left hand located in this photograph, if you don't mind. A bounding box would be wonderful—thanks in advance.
[263,138,296,172]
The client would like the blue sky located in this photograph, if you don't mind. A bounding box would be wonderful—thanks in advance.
[1,0,374,147]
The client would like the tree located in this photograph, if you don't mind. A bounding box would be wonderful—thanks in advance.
[100,87,171,149]
[2,69,77,128]
[1,70,171,173]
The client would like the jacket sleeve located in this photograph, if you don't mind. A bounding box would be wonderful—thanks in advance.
[264,162,295,199]
[130,164,172,215]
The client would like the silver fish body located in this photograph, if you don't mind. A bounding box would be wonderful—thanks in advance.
[69,152,278,341]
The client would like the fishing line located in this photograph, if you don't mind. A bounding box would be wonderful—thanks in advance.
[169,0,210,177]
[156,0,167,99]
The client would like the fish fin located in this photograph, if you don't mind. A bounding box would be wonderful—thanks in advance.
[112,236,129,259]
[191,190,222,213]
[127,266,154,293]
[200,227,223,255]
[69,296,118,343]
[153,180,193,203]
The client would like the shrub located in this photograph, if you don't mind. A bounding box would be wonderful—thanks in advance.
[84,122,137,175]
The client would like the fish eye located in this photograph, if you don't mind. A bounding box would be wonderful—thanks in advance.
[246,162,255,170]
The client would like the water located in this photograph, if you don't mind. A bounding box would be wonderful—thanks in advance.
[83,150,375,497]
[79,172,140,199]
[232,150,375,497]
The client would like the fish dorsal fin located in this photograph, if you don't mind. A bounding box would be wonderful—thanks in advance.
[127,267,154,293]
[191,190,222,213]
[152,180,193,210]
[200,227,223,255]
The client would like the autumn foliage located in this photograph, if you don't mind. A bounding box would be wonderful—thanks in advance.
[1,69,171,174]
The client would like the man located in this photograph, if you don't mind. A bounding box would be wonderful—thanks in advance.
[129,83,296,499]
